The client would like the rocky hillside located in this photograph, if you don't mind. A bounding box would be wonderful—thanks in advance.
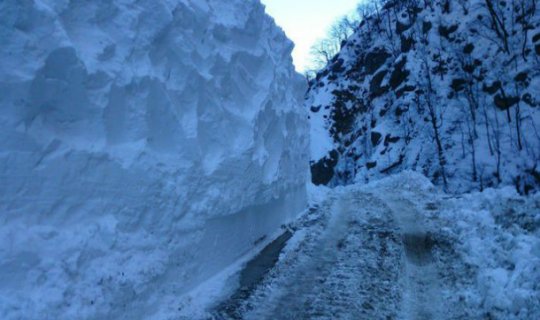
[307,0,540,194]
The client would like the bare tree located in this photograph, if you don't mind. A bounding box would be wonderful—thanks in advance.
[329,16,357,44]
[484,0,510,53]
[412,51,449,190]
[309,38,341,71]
[307,11,361,73]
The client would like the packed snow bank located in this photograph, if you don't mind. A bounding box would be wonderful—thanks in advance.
[365,172,540,319]
[439,187,540,319]
[0,0,308,318]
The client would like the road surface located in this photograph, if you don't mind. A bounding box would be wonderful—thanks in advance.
[213,183,481,319]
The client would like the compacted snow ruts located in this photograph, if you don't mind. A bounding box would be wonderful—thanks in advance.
[210,172,540,320]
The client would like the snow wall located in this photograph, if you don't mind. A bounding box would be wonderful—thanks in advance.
[0,0,308,318]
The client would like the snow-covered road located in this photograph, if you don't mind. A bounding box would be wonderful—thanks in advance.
[209,173,540,320]
[214,185,458,319]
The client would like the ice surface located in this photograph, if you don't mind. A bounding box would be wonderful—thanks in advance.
[0,0,308,318]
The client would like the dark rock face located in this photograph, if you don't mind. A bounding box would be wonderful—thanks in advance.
[331,58,346,74]
[371,132,383,146]
[438,24,458,39]
[515,72,529,84]
[370,70,389,98]
[483,81,501,94]
[494,95,520,110]
[384,135,400,147]
[463,43,475,54]
[310,150,339,185]
[422,21,432,34]
[389,57,409,90]
[310,105,322,113]
[401,35,415,52]
[365,48,391,75]
[307,0,540,193]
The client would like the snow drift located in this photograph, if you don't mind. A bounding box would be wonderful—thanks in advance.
[0,0,308,318]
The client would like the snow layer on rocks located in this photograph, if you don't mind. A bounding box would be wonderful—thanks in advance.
[307,0,540,193]
[0,0,308,318]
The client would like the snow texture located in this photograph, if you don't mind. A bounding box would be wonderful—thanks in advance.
[0,0,308,318]
[308,0,540,193]
[211,172,540,319]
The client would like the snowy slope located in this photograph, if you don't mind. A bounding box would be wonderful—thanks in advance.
[0,0,308,318]
[308,0,540,193]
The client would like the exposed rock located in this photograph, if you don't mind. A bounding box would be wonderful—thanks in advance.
[451,78,467,92]
[494,95,520,110]
[365,48,391,75]
[311,150,339,185]
[463,43,475,54]
[370,70,389,98]
[371,132,383,146]
[389,57,409,89]
[438,24,459,39]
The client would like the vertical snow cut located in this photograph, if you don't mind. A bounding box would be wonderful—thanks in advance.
[0,0,308,318]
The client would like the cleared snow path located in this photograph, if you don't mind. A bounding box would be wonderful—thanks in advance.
[212,185,471,319]
[213,190,400,319]
[209,174,539,320]
[381,193,443,320]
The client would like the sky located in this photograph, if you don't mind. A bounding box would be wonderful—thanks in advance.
[261,0,360,73]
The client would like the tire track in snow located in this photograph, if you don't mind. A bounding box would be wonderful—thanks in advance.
[212,188,466,319]
[241,192,403,319]
[378,193,444,320]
